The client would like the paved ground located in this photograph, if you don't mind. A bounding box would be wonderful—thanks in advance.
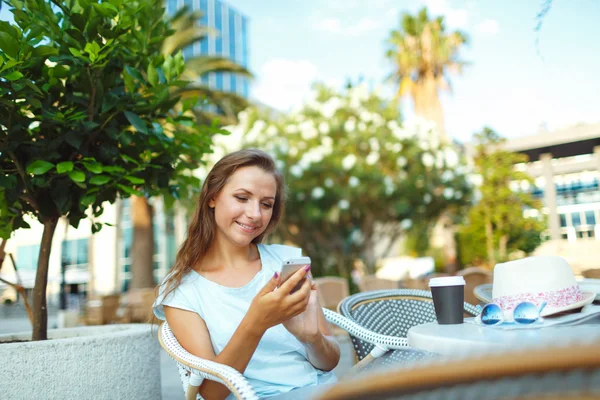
[1,304,355,399]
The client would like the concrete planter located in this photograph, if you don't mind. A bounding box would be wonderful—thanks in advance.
[0,324,161,399]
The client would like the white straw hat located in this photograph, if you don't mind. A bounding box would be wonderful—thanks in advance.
[492,256,595,317]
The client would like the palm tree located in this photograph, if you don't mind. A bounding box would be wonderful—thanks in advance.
[129,5,252,290]
[386,7,467,142]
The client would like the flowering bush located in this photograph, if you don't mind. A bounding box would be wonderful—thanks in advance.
[219,83,472,277]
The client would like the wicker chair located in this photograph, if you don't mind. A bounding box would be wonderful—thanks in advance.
[338,289,480,363]
[159,307,412,400]
[316,338,600,400]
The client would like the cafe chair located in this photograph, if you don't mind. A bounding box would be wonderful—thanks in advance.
[357,275,400,291]
[474,283,493,304]
[316,338,600,400]
[338,289,480,364]
[457,267,492,305]
[314,276,350,311]
[159,307,411,400]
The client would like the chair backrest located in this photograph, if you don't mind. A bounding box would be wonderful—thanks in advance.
[358,275,400,292]
[474,283,493,304]
[101,294,121,324]
[582,268,600,279]
[457,267,492,305]
[338,289,479,361]
[314,277,349,310]
[317,339,600,400]
[126,288,156,322]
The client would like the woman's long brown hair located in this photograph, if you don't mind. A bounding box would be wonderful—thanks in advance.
[157,148,286,305]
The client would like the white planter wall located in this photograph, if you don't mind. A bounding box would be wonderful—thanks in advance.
[0,324,161,399]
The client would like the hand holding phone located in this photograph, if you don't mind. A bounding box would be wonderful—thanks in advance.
[279,256,311,294]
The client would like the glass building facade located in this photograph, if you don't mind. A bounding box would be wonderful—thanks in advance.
[166,0,250,98]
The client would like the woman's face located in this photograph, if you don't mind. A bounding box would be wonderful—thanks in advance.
[209,166,277,248]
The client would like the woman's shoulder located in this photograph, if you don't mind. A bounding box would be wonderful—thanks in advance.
[258,243,303,262]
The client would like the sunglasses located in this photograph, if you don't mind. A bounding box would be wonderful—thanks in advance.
[479,301,547,326]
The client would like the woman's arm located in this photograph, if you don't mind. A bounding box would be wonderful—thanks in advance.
[165,306,265,400]
[165,267,313,400]
[301,296,341,371]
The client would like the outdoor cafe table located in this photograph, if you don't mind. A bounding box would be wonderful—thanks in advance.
[406,313,600,356]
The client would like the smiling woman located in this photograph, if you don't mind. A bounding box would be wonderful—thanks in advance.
[153,149,340,400]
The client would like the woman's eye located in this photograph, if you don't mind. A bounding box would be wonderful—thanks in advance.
[262,203,273,209]
[235,196,248,202]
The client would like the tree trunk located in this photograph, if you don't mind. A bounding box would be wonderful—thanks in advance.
[413,76,448,143]
[484,211,495,268]
[498,234,508,262]
[32,217,58,341]
[130,195,155,289]
[335,253,349,279]
[0,239,7,272]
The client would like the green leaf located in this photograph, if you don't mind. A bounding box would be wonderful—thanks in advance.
[4,71,23,81]
[70,13,86,31]
[32,45,58,57]
[124,111,148,134]
[89,175,111,185]
[0,59,20,73]
[147,64,158,87]
[91,222,103,233]
[26,160,54,175]
[0,32,18,59]
[102,165,125,174]
[81,193,96,206]
[120,154,139,164]
[56,161,74,173]
[117,183,143,196]
[82,161,103,174]
[68,47,87,60]
[124,176,144,184]
[68,170,86,182]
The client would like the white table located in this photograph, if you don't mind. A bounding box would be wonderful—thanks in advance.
[408,315,600,356]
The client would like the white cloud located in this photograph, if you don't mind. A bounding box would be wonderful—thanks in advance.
[475,19,500,36]
[420,0,469,29]
[252,59,319,111]
[313,17,381,36]
[347,18,380,36]
[313,17,341,34]
[446,9,469,29]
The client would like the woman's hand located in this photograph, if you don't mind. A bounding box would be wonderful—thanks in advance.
[245,265,312,335]
[283,280,320,343]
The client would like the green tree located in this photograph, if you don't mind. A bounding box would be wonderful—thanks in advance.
[0,0,222,340]
[458,128,545,267]
[219,83,471,278]
[386,7,468,141]
[129,4,252,289]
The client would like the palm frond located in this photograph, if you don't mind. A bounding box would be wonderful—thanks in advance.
[181,56,253,79]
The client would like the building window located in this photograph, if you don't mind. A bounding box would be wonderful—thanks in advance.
[16,244,40,271]
[61,238,88,268]
[571,212,582,227]
[585,210,596,225]
[215,0,223,55]
[559,214,567,228]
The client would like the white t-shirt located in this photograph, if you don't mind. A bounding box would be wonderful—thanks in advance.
[153,243,337,399]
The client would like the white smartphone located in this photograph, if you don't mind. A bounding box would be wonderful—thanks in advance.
[279,256,311,293]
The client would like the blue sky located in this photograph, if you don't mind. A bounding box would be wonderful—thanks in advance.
[223,0,600,142]
[3,0,599,142]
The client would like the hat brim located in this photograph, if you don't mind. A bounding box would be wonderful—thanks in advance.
[540,291,596,317]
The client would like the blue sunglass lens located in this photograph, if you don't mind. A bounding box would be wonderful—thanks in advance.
[513,302,540,324]
[481,304,503,325]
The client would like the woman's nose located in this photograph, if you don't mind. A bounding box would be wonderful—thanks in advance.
[246,201,261,219]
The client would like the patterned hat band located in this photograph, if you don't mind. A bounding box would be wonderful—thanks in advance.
[494,284,584,311]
